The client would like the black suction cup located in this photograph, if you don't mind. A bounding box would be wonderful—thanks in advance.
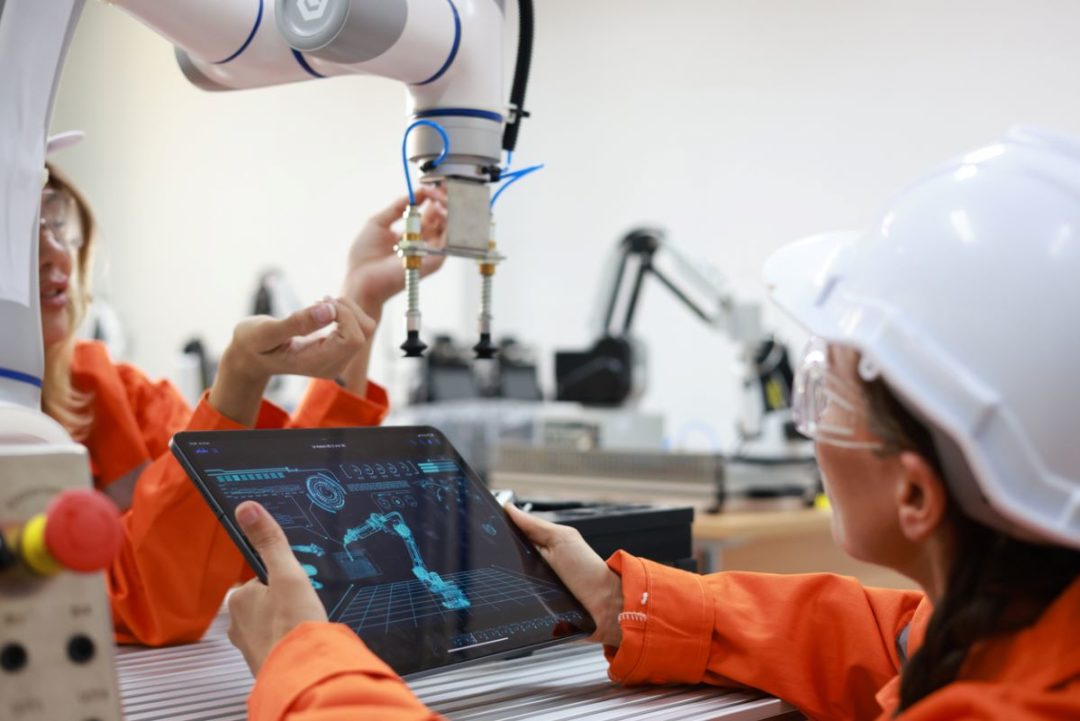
[401,330,428,358]
[473,333,498,360]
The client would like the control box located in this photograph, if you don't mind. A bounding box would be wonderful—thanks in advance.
[0,446,121,721]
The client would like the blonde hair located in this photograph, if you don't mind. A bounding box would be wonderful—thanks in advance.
[40,162,96,440]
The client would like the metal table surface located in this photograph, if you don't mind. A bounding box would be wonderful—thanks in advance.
[116,614,797,720]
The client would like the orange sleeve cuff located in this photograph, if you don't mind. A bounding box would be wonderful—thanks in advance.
[292,379,390,428]
[255,399,291,429]
[190,392,291,430]
[603,550,714,686]
[189,392,248,430]
[249,622,400,721]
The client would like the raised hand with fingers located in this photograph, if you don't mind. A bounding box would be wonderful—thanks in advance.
[343,185,449,324]
[504,503,625,647]
[227,501,328,676]
[209,297,376,425]
[336,186,448,393]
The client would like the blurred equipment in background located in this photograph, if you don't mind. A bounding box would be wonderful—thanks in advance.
[555,227,812,465]
[76,296,128,361]
[174,338,217,407]
[411,334,543,405]
[496,337,544,401]
[390,399,664,481]
[421,335,479,403]
[492,444,817,513]
[252,268,302,321]
[496,446,722,510]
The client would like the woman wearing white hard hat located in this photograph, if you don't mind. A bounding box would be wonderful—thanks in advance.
[220,128,1078,720]
[39,137,448,646]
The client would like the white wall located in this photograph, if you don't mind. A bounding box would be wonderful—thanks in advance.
[51,0,1080,451]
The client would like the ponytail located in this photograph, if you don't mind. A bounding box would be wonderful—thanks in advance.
[897,518,1078,711]
[859,378,1080,713]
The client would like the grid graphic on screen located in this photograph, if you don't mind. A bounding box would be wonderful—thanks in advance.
[336,568,567,631]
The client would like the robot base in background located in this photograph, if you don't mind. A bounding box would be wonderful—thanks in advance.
[0,447,122,721]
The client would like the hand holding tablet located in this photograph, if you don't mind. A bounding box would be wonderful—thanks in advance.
[225,500,330,674]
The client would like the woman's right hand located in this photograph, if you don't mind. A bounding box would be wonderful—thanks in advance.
[504,503,625,647]
[209,297,375,425]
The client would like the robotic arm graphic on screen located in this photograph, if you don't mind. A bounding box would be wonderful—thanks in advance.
[344,511,471,610]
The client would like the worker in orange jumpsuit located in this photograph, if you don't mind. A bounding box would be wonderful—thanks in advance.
[39,153,446,646]
[226,127,1080,720]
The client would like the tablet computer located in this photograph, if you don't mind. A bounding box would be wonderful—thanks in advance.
[169,426,595,678]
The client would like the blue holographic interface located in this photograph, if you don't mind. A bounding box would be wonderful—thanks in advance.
[171,426,594,677]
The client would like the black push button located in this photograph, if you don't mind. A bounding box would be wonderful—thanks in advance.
[0,642,27,672]
[67,634,96,664]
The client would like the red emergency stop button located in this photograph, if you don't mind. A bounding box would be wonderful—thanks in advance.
[39,489,123,573]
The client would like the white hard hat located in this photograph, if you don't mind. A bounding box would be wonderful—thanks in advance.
[764,126,1080,550]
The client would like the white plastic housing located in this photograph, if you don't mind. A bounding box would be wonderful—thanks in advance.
[0,0,82,410]
[113,0,497,109]
[111,0,266,66]
[113,0,505,172]
[115,0,312,91]
[302,0,459,85]
[406,0,504,114]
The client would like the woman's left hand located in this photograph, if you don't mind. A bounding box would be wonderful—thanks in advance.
[227,501,328,676]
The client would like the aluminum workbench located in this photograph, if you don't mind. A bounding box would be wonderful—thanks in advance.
[116,614,799,720]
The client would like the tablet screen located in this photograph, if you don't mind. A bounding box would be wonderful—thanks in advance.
[171,426,594,677]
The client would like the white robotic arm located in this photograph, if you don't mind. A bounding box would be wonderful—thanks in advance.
[112,0,507,180]
[0,0,527,410]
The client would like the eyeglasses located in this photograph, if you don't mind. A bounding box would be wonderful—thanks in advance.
[39,187,84,252]
[793,337,883,450]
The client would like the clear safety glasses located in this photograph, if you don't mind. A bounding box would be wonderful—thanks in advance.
[39,187,84,253]
[792,337,884,450]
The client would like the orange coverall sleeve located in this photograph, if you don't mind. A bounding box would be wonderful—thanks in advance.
[106,370,388,646]
[249,622,444,721]
[604,551,924,721]
[291,378,390,428]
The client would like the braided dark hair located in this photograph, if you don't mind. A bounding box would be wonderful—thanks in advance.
[859,378,1080,713]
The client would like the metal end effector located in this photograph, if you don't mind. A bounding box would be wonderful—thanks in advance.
[397,204,429,357]
[396,193,504,358]
[399,102,513,358]
[474,237,499,360]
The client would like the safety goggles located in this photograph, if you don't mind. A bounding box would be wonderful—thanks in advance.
[39,187,84,252]
[793,337,883,450]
